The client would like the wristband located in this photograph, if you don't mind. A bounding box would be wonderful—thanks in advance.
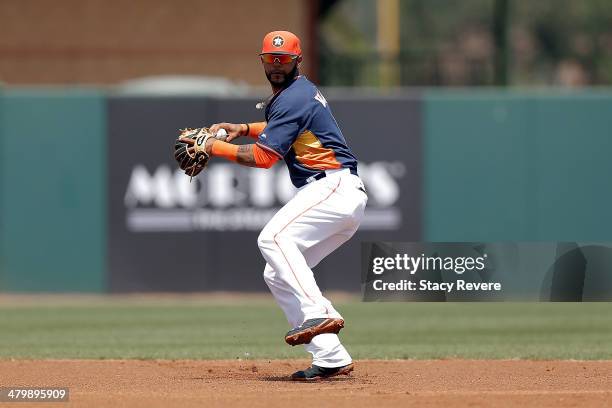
[247,122,266,139]
[211,140,239,161]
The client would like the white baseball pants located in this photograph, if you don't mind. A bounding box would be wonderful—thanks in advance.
[258,168,367,368]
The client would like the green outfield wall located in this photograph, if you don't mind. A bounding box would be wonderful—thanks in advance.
[0,89,106,292]
[423,90,612,241]
[0,88,611,292]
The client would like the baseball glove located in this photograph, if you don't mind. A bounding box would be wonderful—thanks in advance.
[174,127,217,179]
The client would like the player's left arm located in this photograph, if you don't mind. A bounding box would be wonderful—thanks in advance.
[202,138,279,168]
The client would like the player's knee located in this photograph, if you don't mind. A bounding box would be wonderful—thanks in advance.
[262,267,275,284]
[257,229,275,253]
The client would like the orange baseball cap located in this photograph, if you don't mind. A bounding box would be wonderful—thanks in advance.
[260,31,302,56]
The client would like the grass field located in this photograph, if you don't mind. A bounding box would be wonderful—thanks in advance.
[0,296,611,360]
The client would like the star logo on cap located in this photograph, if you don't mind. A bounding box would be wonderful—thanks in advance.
[272,36,284,47]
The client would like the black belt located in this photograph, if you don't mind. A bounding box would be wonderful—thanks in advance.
[311,167,359,182]
[310,168,366,194]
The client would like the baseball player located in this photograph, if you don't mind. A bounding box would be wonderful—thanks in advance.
[190,31,367,380]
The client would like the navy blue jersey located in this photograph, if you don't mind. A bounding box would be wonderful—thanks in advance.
[255,76,358,188]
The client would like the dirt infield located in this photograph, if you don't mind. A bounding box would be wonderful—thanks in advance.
[0,359,610,408]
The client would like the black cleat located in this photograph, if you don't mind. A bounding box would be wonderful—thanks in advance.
[291,363,354,381]
[285,318,344,346]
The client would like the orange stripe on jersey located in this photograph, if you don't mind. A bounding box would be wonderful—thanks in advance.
[291,130,342,170]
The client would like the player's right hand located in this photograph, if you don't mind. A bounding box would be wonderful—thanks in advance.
[209,122,244,143]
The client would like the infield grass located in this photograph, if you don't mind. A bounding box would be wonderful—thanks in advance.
[0,296,611,360]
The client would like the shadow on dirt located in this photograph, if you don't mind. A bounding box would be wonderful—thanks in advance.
[261,375,355,382]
